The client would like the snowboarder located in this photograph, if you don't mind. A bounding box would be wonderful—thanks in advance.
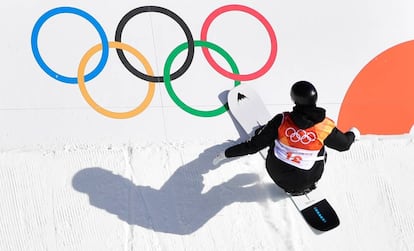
[213,81,360,195]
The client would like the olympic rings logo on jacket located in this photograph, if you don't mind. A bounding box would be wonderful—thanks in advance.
[31,5,278,119]
[284,127,317,145]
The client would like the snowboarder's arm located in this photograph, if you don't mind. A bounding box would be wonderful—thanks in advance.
[224,114,283,158]
[324,127,356,151]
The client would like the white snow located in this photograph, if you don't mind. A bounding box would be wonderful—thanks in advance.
[1,135,414,251]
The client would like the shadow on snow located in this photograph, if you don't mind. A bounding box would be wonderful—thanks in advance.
[72,142,285,235]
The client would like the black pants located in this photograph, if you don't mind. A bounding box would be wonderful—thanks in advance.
[265,150,325,194]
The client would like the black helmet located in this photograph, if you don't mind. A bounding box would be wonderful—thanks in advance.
[290,81,318,105]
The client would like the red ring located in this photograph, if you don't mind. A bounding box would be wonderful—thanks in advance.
[200,4,277,81]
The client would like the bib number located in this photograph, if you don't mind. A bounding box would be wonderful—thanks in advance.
[286,152,302,164]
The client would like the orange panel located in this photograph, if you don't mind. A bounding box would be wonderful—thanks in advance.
[338,40,414,135]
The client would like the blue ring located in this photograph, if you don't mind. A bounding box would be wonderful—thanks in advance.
[31,7,109,84]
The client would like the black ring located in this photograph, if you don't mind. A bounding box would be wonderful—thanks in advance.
[115,6,194,83]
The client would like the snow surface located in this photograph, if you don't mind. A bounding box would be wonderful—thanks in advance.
[1,135,414,251]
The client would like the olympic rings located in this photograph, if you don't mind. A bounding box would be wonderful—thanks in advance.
[164,40,240,117]
[115,6,194,83]
[285,127,317,144]
[78,41,155,119]
[31,7,109,84]
[31,5,277,118]
[200,4,277,81]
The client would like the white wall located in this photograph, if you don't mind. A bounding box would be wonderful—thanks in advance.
[1,0,414,147]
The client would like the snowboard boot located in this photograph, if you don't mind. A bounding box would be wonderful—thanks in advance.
[287,183,317,196]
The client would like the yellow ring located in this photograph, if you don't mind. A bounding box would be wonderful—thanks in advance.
[77,41,155,119]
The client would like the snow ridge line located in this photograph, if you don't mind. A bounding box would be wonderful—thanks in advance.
[378,176,412,250]
[123,145,135,251]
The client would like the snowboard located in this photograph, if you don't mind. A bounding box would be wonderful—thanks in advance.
[227,84,340,232]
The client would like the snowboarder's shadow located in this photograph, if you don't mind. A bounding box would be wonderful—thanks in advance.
[72,142,285,235]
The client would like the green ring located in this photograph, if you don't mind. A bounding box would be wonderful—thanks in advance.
[164,40,240,117]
